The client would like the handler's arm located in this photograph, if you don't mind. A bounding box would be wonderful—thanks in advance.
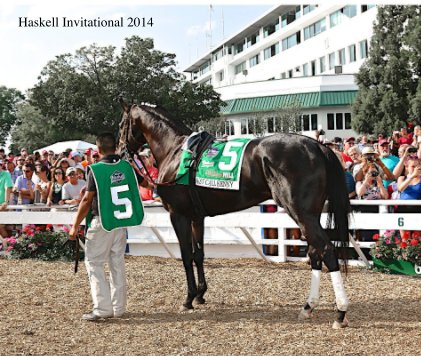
[68,191,95,240]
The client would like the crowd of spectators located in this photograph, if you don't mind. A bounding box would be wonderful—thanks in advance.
[320,126,421,240]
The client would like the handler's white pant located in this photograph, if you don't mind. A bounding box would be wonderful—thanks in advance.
[84,217,127,317]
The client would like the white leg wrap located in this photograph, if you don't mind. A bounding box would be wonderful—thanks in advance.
[330,271,349,311]
[307,269,321,308]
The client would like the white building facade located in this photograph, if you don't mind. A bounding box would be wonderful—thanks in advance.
[184,4,377,139]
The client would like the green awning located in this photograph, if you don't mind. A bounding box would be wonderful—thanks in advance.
[220,90,358,115]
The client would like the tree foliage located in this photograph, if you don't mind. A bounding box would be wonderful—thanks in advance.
[0,86,24,145]
[15,36,223,150]
[353,6,421,135]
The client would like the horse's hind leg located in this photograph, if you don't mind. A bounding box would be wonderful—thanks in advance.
[191,218,207,304]
[298,245,322,320]
[170,213,197,310]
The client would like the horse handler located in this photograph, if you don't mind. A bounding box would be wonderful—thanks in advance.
[69,132,152,321]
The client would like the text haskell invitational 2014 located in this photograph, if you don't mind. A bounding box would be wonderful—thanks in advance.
[19,17,141,28]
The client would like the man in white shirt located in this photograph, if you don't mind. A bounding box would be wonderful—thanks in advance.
[62,167,86,205]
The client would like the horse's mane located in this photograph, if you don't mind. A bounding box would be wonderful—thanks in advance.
[138,104,192,136]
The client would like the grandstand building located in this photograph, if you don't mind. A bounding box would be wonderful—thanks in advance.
[184,4,377,139]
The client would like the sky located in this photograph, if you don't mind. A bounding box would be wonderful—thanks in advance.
[0,1,273,93]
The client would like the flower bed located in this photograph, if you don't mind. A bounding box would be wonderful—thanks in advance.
[371,230,421,276]
[0,224,77,261]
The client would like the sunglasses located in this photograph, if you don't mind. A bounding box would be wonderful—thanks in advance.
[23,170,32,173]
[54,171,63,175]
[67,173,76,176]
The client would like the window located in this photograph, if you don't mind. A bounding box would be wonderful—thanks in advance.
[212,48,224,62]
[234,42,244,55]
[303,5,316,15]
[348,44,356,62]
[217,71,224,81]
[360,39,368,59]
[327,113,335,130]
[319,56,326,73]
[264,43,280,60]
[281,72,286,79]
[302,114,318,131]
[329,52,335,70]
[303,63,309,77]
[267,117,276,133]
[199,61,210,76]
[225,120,234,136]
[361,5,376,13]
[249,54,259,67]
[281,6,301,27]
[263,20,279,37]
[345,113,352,129]
[327,113,351,130]
[336,113,343,130]
[304,18,326,40]
[282,32,301,51]
[330,5,357,28]
[245,32,259,48]
[338,48,346,65]
[288,69,293,78]
[311,60,316,76]
[234,61,246,75]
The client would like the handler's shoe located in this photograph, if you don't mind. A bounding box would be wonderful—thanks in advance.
[82,312,113,321]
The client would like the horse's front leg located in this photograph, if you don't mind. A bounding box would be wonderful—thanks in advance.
[191,218,207,304]
[170,212,197,310]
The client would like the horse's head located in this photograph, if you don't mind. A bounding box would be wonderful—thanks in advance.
[117,98,147,156]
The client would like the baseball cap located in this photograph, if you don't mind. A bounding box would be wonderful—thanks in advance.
[66,167,77,176]
[74,163,85,172]
[42,150,48,155]
[361,146,378,155]
[85,148,92,154]
[378,139,390,146]
[345,137,355,143]
[71,151,83,158]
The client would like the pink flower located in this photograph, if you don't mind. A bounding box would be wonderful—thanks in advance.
[63,226,70,233]
[6,246,13,252]
[385,239,391,245]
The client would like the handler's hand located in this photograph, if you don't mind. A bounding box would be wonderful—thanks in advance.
[68,226,77,240]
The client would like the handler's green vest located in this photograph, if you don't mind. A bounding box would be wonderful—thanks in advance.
[89,160,144,232]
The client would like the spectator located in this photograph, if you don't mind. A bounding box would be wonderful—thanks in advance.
[20,148,28,159]
[393,145,415,179]
[341,137,355,164]
[92,151,100,163]
[15,156,25,174]
[357,135,369,151]
[378,138,399,188]
[71,151,83,165]
[34,151,41,162]
[138,149,159,201]
[81,148,92,168]
[412,125,421,147]
[355,162,388,242]
[0,148,5,160]
[0,159,13,238]
[333,137,343,152]
[347,146,362,173]
[58,158,71,172]
[47,150,55,166]
[13,163,35,204]
[6,160,20,184]
[75,163,86,181]
[354,147,394,184]
[25,155,35,166]
[47,168,65,206]
[34,165,50,203]
[62,167,86,205]
[39,150,51,168]
[398,127,413,145]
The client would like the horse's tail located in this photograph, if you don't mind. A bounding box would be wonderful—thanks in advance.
[323,147,351,271]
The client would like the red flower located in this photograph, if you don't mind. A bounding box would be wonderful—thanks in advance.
[35,226,41,231]
[401,241,408,248]
[410,239,419,246]
[412,231,421,239]
[46,224,53,230]
[395,239,401,245]
[373,234,380,240]
[402,231,411,240]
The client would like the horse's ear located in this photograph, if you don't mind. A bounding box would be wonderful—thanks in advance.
[119,96,130,113]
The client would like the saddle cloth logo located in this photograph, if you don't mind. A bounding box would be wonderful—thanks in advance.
[176,138,251,190]
[110,171,125,184]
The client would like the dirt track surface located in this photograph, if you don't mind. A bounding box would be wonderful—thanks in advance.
[0,256,420,355]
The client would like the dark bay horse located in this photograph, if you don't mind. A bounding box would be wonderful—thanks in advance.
[118,101,351,329]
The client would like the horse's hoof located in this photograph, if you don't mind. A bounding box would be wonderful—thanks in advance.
[332,317,349,329]
[298,308,313,320]
[179,304,194,313]
[195,297,206,305]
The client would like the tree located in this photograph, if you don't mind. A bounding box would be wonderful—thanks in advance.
[28,36,223,146]
[352,6,420,135]
[0,86,24,145]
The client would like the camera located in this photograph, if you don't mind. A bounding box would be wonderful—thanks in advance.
[370,171,379,177]
[407,147,417,154]
[366,155,375,162]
